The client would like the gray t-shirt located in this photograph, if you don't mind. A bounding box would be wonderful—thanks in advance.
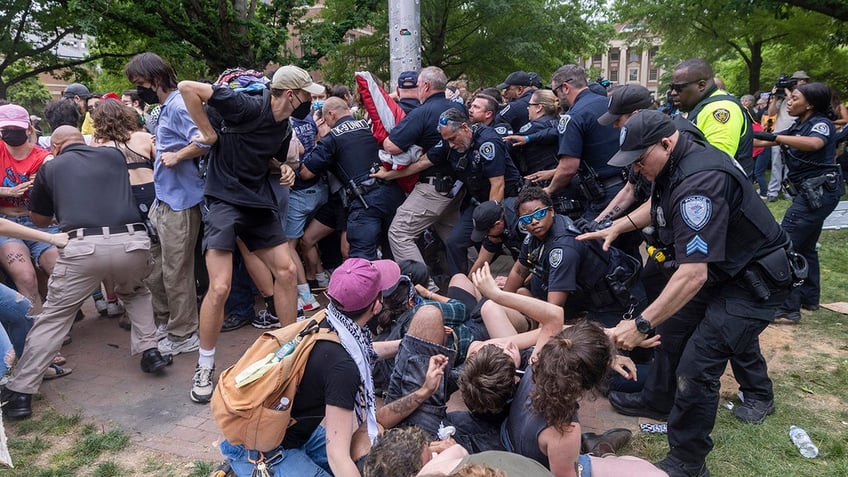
[452,451,553,477]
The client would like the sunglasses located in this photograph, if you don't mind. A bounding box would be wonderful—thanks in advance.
[518,207,550,226]
[554,78,575,94]
[669,79,702,92]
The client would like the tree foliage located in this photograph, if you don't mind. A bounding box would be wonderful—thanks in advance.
[613,0,847,94]
[320,0,613,89]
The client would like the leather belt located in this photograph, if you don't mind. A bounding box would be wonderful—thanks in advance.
[67,223,147,239]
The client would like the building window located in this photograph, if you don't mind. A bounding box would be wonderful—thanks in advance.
[610,70,618,82]
[592,54,602,63]
[629,68,638,81]
[629,51,641,63]
[610,50,620,62]
[649,69,658,81]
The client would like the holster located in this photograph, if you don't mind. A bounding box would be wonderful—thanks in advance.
[741,247,795,301]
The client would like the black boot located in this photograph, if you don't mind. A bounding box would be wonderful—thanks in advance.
[1,387,32,419]
[581,428,633,457]
[140,348,169,373]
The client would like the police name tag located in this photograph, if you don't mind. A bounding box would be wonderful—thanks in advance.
[680,195,711,231]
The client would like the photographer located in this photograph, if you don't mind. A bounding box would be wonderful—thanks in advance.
[755,82,844,321]
[764,71,809,201]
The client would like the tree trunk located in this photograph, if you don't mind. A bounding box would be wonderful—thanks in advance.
[748,41,763,94]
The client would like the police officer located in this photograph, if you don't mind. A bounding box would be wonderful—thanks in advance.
[670,58,754,176]
[503,187,643,327]
[299,97,406,260]
[431,108,521,275]
[467,199,522,276]
[502,89,561,178]
[395,71,421,114]
[467,93,512,137]
[583,111,796,477]
[496,71,537,133]
[545,64,625,221]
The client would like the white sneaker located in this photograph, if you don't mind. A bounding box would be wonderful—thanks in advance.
[94,297,108,315]
[106,301,125,317]
[300,293,321,311]
[158,332,200,355]
[190,364,215,403]
[155,323,168,341]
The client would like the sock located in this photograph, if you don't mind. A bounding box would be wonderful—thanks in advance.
[106,293,118,303]
[264,295,277,317]
[92,290,104,300]
[198,347,216,368]
[297,283,311,299]
[314,273,325,282]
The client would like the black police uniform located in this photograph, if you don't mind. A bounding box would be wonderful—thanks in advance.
[518,214,644,327]
[303,115,405,260]
[481,200,523,262]
[498,90,534,133]
[642,133,793,474]
[398,97,421,115]
[776,113,843,313]
[428,124,521,275]
[556,89,625,220]
[514,114,560,176]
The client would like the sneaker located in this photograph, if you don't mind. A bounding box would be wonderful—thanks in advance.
[655,455,710,477]
[296,307,306,321]
[221,314,252,332]
[155,323,168,341]
[608,390,670,421]
[733,398,775,424]
[106,301,125,317]
[94,297,108,315]
[158,333,200,356]
[300,293,321,311]
[252,309,281,329]
[190,364,215,403]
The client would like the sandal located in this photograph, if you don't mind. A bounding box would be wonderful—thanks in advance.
[43,363,73,380]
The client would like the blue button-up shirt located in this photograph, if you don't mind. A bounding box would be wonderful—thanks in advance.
[153,90,206,210]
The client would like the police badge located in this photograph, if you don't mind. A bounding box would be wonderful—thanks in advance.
[811,122,830,137]
[479,142,496,161]
[558,115,571,134]
[712,108,730,124]
[549,248,563,268]
[680,195,712,231]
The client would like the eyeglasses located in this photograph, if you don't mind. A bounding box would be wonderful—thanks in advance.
[518,207,550,226]
[555,78,575,94]
[528,102,541,106]
[669,79,702,92]
[633,144,658,168]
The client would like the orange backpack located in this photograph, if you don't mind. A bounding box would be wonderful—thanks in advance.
[210,311,339,452]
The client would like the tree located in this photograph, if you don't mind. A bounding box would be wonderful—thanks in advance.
[319,0,613,89]
[613,0,845,94]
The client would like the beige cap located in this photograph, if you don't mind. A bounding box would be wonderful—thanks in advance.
[270,66,324,94]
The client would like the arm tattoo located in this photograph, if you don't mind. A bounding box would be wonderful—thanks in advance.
[385,393,423,415]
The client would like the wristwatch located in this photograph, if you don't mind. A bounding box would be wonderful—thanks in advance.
[634,314,653,334]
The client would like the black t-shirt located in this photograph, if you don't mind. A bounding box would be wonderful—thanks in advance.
[281,340,360,449]
[205,87,291,209]
[30,144,140,230]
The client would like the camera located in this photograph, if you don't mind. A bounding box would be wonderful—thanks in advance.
[774,74,797,98]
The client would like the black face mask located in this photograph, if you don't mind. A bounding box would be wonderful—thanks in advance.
[291,97,312,120]
[1,129,28,147]
[136,86,159,105]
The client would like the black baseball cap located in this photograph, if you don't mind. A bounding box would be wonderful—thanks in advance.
[608,110,677,167]
[497,71,532,90]
[598,84,653,126]
[398,71,418,89]
[471,201,504,242]
[63,83,91,99]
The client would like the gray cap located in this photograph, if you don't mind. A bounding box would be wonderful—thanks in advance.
[598,84,653,126]
[63,83,91,98]
[608,110,677,167]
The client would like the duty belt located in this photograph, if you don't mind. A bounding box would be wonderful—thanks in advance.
[601,175,624,190]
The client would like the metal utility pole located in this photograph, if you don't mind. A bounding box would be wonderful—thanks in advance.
[388,0,421,92]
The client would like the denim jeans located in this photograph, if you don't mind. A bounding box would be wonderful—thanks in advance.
[0,214,59,264]
[753,149,771,196]
[220,426,331,477]
[0,283,33,358]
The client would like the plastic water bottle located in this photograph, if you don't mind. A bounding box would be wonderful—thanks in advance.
[789,425,818,458]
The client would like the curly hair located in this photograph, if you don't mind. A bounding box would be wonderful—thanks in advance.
[530,321,613,431]
[515,186,552,214]
[362,426,429,477]
[452,464,507,477]
[459,344,518,414]
[92,99,140,143]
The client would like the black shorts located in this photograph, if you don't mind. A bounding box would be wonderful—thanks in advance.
[313,192,348,231]
[202,197,287,252]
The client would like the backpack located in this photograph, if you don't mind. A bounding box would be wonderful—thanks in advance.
[210,311,339,452]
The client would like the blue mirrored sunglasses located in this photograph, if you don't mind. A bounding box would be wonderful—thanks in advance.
[518,207,550,226]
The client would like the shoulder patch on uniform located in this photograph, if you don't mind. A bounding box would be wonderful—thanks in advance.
[686,235,709,256]
[523,234,531,244]
[495,126,509,135]
[558,115,571,134]
[680,195,712,231]
[519,123,532,133]
[549,248,563,268]
[811,122,830,137]
[619,126,627,146]
[479,142,496,161]
[712,108,730,124]
[500,104,511,116]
